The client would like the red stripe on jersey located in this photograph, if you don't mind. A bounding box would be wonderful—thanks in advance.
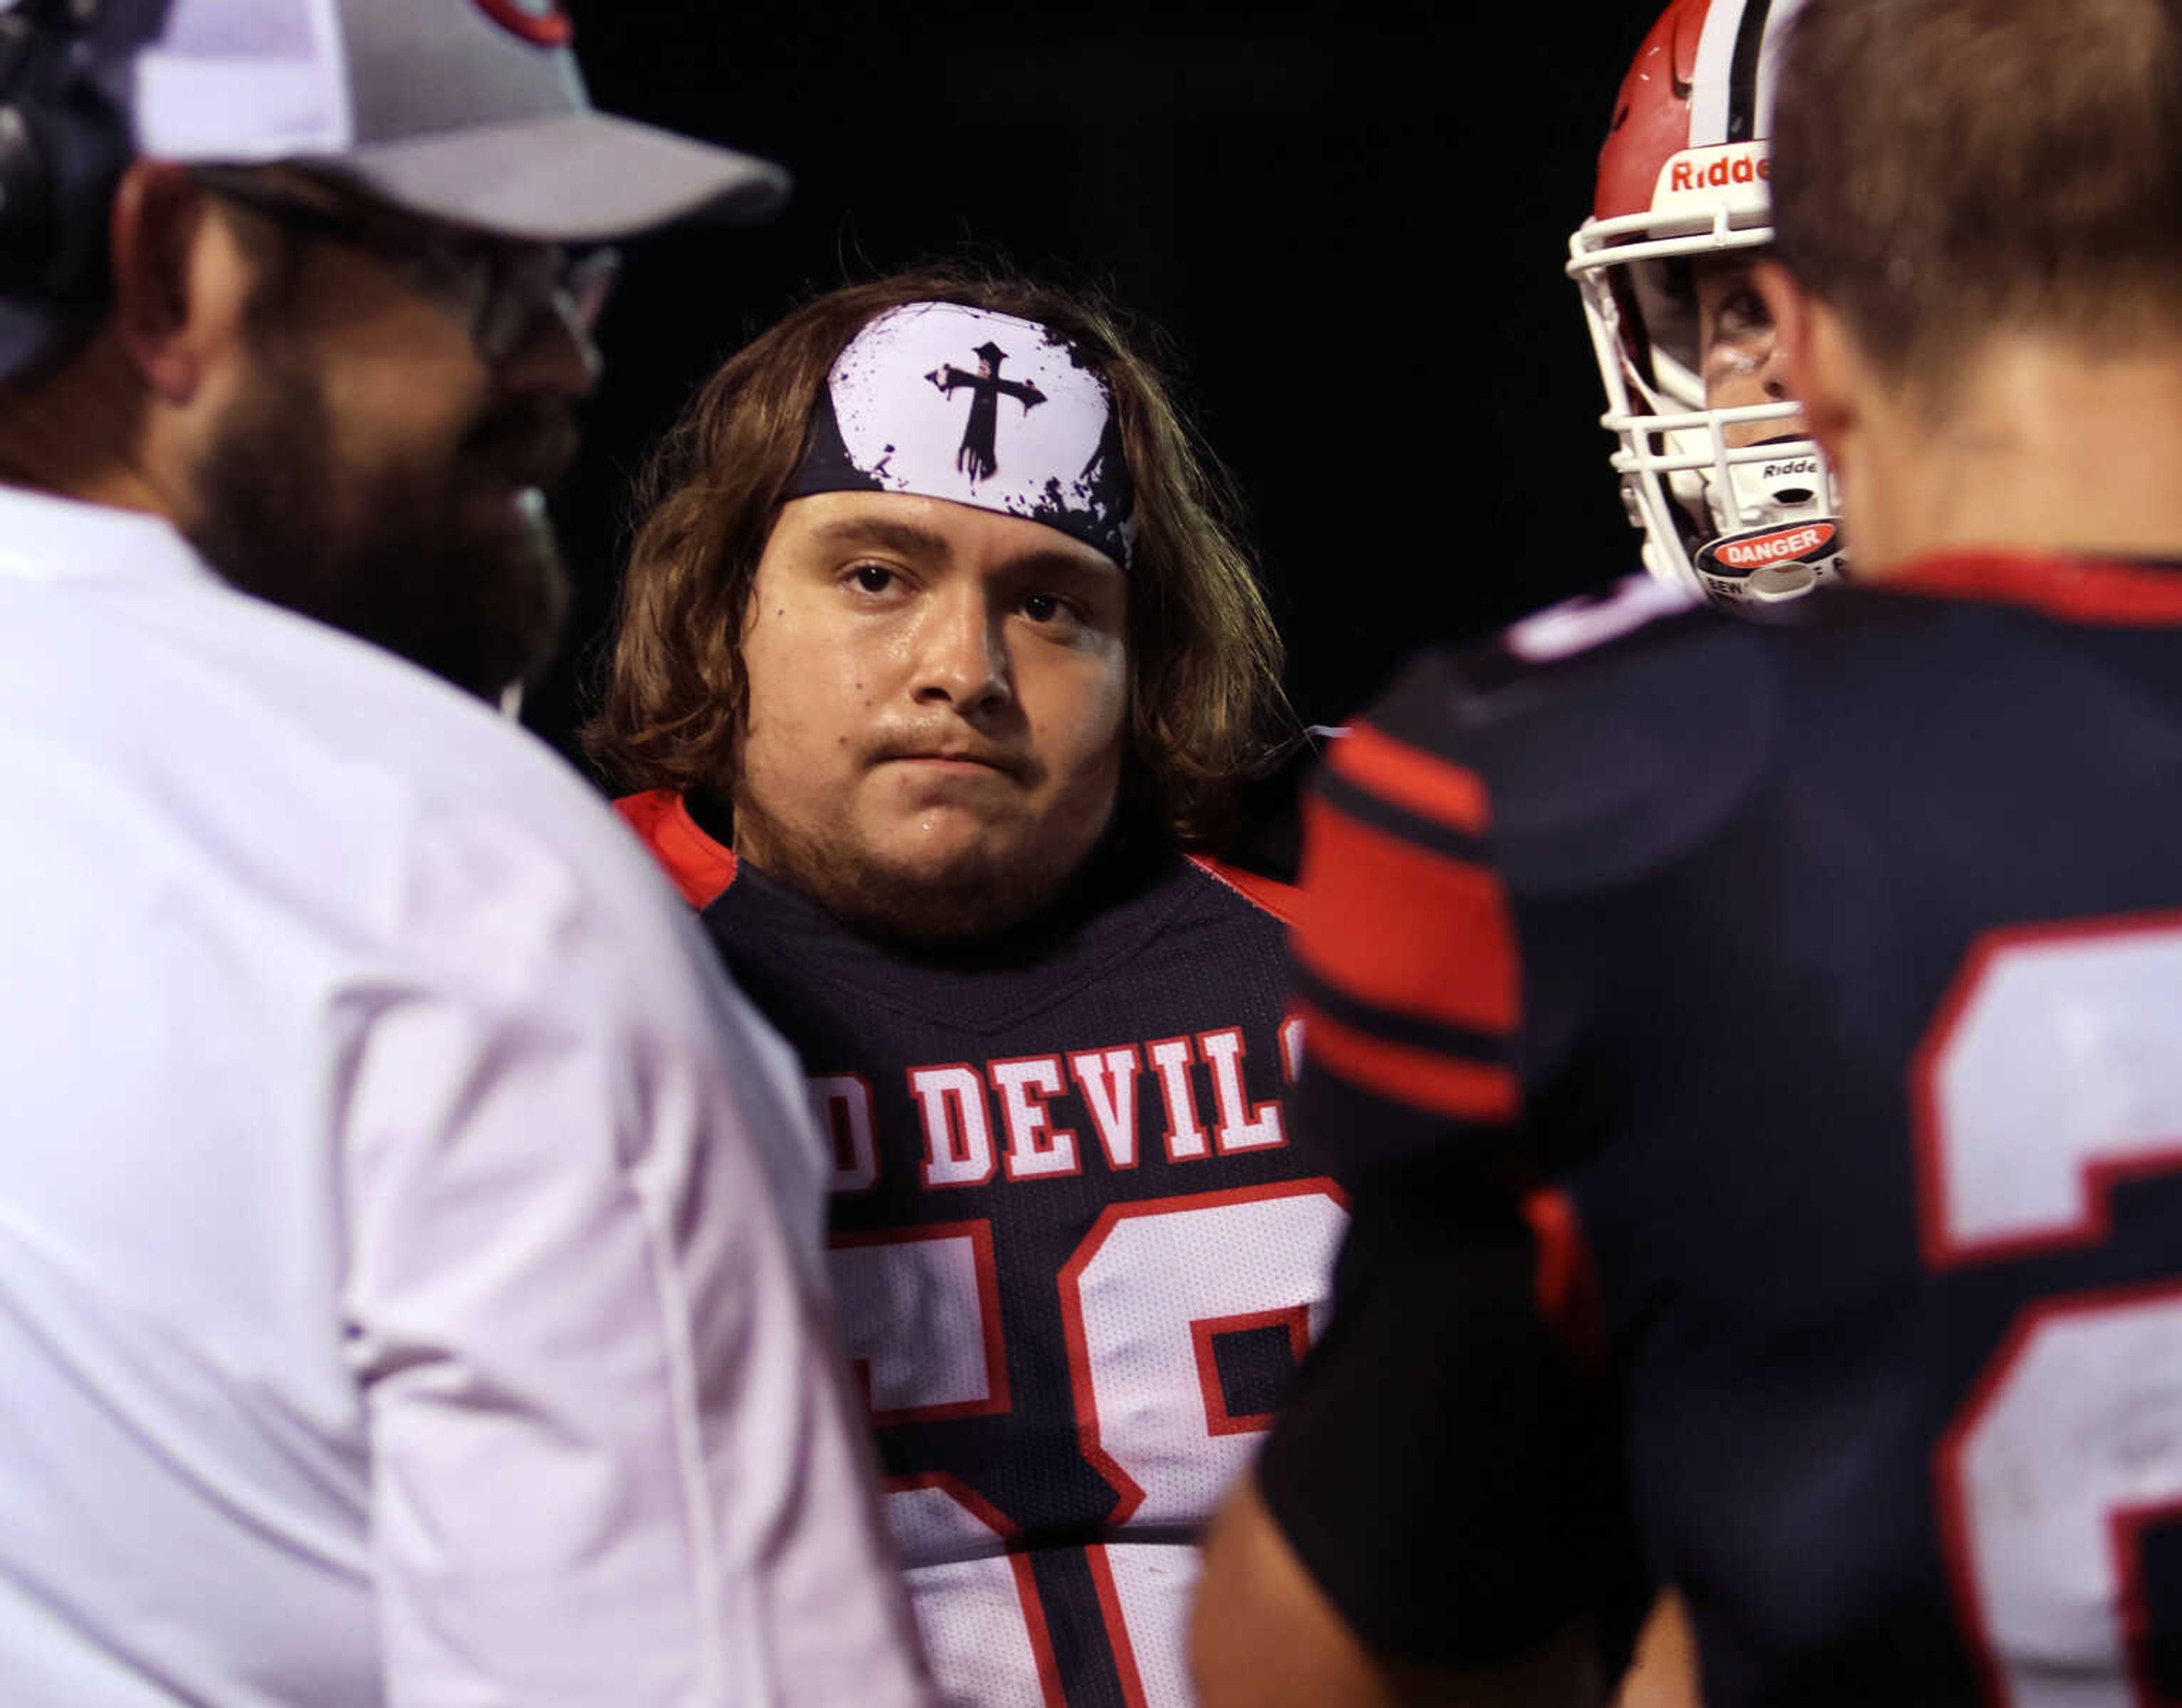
[1890,551,2182,625]
[1294,998,1521,1122]
[613,789,738,909]
[1295,793,1521,1037]
[1521,1187,1604,1366]
[1012,1552,1068,1708]
[1331,720,1491,836]
[1085,1545,1151,1708]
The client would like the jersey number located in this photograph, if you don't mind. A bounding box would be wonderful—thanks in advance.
[830,1181,1347,1708]
[1918,914,2182,1707]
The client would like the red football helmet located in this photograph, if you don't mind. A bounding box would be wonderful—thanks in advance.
[1568,0,1845,606]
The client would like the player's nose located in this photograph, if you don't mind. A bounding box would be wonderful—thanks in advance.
[1758,335,1792,402]
[910,584,1012,713]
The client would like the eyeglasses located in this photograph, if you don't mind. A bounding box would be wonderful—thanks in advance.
[190,167,621,366]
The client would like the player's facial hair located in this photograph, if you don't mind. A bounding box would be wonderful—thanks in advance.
[732,782,1112,948]
[184,318,571,702]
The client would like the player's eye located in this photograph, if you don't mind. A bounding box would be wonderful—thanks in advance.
[1702,285,1779,393]
[1710,288,1780,347]
[1715,287,1773,341]
[848,563,899,595]
[1019,591,1084,631]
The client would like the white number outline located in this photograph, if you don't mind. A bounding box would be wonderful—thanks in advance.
[832,1178,1347,1708]
[1056,1178,1348,1523]
[829,1219,1010,1426]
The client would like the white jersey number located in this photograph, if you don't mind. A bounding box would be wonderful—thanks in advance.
[829,1181,1347,1708]
[1918,915,2182,1707]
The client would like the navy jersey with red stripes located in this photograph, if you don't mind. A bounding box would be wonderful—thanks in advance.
[1259,556,2182,1705]
[615,798,1344,1708]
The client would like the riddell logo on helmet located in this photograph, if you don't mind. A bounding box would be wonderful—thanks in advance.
[1713,523,1836,571]
[1668,152,1769,193]
[1654,144,1772,213]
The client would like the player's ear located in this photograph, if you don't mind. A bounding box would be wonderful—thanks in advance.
[1756,259,1854,460]
[109,160,250,405]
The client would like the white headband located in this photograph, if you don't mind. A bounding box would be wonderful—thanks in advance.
[788,302,1137,566]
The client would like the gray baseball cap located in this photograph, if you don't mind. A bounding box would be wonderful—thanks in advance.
[121,0,787,240]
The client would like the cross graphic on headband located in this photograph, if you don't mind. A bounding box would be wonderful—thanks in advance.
[927,342,1047,484]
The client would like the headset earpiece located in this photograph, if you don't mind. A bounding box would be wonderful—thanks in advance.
[0,0,127,385]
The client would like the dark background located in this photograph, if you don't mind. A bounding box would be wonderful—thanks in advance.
[539,1,1659,809]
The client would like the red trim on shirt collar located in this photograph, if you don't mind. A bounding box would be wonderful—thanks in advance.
[1886,550,2182,625]
[1185,853,1301,925]
[613,790,738,910]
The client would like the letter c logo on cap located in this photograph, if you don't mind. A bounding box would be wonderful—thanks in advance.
[473,0,574,48]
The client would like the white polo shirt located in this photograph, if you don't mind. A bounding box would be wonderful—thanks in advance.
[0,486,933,1707]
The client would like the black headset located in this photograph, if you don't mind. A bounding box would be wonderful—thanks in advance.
[0,0,135,385]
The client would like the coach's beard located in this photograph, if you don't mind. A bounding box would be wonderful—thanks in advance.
[184,343,572,703]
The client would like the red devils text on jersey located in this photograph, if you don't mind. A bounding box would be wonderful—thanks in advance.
[1259,556,2182,1705]
[615,798,1345,1708]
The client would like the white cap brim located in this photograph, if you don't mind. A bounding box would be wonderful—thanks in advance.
[316,110,789,243]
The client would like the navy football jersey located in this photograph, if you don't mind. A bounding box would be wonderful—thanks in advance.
[1259,555,2182,1705]
[619,799,1344,1708]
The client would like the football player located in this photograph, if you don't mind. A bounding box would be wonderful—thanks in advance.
[591,269,1345,1707]
[1572,0,1848,606]
[1194,0,2182,1701]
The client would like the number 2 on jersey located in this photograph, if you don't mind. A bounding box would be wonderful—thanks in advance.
[1917,913,2182,1708]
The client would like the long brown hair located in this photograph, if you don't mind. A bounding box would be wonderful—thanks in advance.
[585,264,1287,848]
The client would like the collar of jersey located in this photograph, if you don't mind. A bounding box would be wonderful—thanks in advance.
[1887,548,2182,626]
[712,839,1205,1037]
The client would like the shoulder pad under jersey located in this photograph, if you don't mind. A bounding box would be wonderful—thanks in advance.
[1445,576,1710,697]
[1369,580,1783,898]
